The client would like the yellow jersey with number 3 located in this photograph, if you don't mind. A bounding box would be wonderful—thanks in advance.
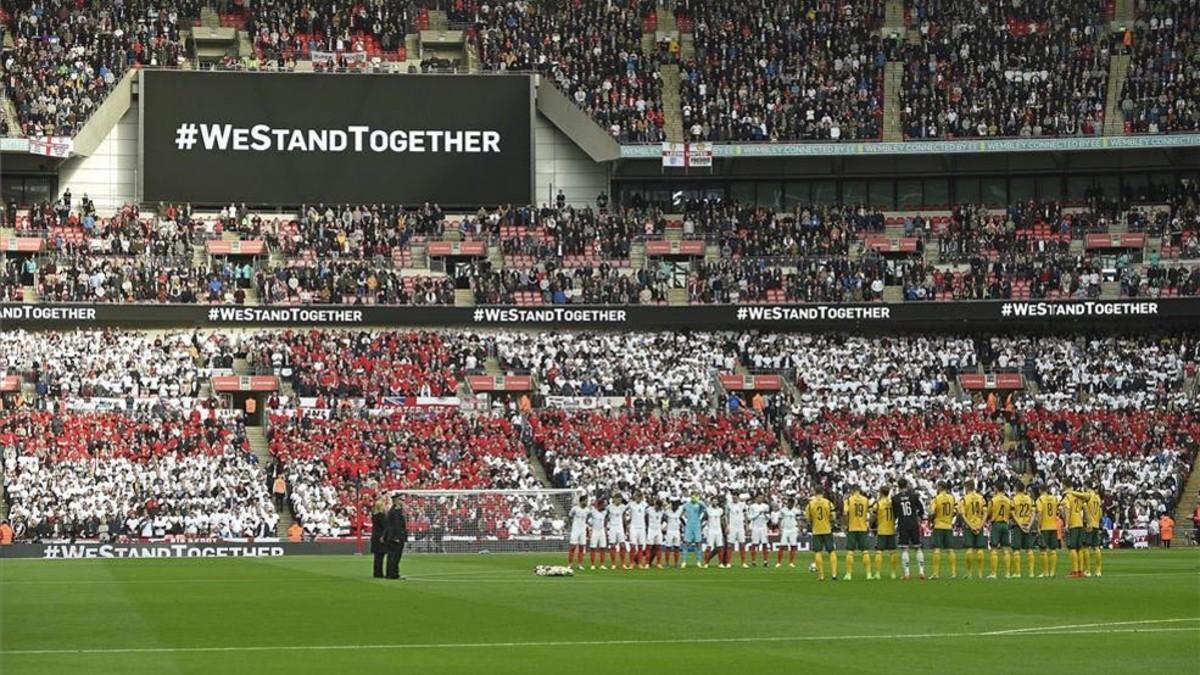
[805,496,834,535]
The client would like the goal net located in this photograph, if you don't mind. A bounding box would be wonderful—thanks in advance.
[390,489,583,554]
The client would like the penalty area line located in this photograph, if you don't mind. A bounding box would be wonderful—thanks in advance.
[3,618,1197,656]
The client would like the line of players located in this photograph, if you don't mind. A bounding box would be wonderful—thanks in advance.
[564,478,1105,581]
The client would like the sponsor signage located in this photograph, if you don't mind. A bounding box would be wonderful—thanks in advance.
[427,240,487,257]
[141,71,533,206]
[211,375,280,392]
[3,237,45,253]
[0,541,363,559]
[719,374,784,391]
[0,299,1195,329]
[206,239,267,256]
[864,234,919,253]
[468,375,534,392]
[1084,232,1147,249]
[959,373,1025,390]
[622,134,1200,159]
[644,239,706,256]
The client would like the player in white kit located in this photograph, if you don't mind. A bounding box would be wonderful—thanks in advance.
[703,502,727,568]
[774,497,801,567]
[568,495,589,568]
[645,498,666,568]
[606,494,629,569]
[627,491,649,569]
[588,501,608,569]
[727,494,749,567]
[748,494,772,568]
[665,501,683,568]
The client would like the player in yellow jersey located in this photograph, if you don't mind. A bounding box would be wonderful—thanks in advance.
[1062,480,1088,577]
[1035,486,1061,577]
[1011,482,1037,578]
[959,480,987,579]
[986,480,1013,578]
[842,485,871,581]
[805,486,837,581]
[872,485,899,580]
[930,481,958,579]
[1085,485,1103,577]
[1066,483,1105,577]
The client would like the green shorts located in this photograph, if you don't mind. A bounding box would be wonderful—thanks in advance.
[1088,528,1103,547]
[1067,527,1085,550]
[875,534,897,551]
[846,531,869,551]
[931,528,954,549]
[1039,530,1059,549]
[990,523,1010,547]
[962,529,987,549]
[1010,528,1036,550]
[811,534,834,552]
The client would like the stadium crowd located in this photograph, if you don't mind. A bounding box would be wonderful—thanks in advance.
[1119,2,1199,134]
[474,0,666,142]
[899,0,1111,138]
[247,329,488,402]
[1,407,275,540]
[267,409,543,537]
[2,0,196,137]
[680,0,887,142]
[0,328,1195,544]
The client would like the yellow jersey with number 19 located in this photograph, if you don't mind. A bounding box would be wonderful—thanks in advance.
[844,493,870,533]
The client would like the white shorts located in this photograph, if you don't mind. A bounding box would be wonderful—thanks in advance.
[589,530,608,549]
[780,529,799,547]
[750,525,769,545]
[647,529,664,546]
[665,531,681,547]
[706,530,725,548]
[569,528,587,546]
[607,530,626,546]
[728,528,746,545]
[629,529,647,546]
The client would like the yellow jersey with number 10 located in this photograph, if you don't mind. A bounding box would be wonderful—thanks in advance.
[932,492,956,530]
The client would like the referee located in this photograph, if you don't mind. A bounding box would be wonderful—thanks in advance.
[385,494,409,580]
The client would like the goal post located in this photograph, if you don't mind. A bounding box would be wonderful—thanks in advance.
[390,489,584,554]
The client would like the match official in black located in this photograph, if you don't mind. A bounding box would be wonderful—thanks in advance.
[385,494,408,580]
[370,497,389,578]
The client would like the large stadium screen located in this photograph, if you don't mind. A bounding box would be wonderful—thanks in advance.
[140,70,533,206]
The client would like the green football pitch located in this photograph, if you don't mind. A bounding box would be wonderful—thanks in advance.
[1,549,1197,674]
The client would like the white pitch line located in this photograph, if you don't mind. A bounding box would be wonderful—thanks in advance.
[980,617,1200,636]
[2,618,1196,656]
